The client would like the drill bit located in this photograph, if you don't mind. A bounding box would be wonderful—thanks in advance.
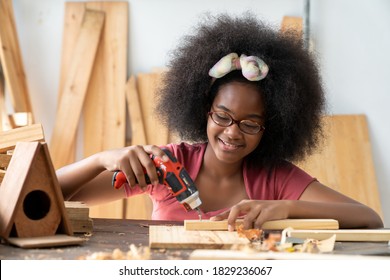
[195,207,202,221]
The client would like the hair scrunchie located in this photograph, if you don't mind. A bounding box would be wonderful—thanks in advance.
[208,53,269,81]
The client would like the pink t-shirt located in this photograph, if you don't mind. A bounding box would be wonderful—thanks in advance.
[122,142,315,220]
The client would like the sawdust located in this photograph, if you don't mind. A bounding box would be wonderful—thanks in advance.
[236,224,262,241]
[232,227,335,254]
[78,243,150,260]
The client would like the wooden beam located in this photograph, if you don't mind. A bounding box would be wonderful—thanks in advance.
[57,2,85,165]
[123,74,157,219]
[137,72,169,145]
[75,2,128,220]
[55,2,128,219]
[0,63,12,131]
[64,201,93,233]
[0,123,44,153]
[184,219,339,231]
[82,2,127,159]
[0,0,34,118]
[126,75,147,145]
[49,9,104,169]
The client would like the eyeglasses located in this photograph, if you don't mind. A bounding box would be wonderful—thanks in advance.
[208,111,265,135]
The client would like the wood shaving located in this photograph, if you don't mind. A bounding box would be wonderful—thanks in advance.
[78,244,150,260]
[236,224,262,241]
[295,234,336,253]
[232,227,334,254]
[139,224,150,228]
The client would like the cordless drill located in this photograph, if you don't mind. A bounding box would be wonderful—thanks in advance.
[112,148,202,216]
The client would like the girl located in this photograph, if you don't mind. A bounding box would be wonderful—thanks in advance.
[57,13,383,230]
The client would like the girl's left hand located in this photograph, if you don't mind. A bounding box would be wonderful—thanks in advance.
[210,199,290,231]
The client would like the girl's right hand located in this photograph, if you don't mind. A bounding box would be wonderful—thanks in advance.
[99,145,169,189]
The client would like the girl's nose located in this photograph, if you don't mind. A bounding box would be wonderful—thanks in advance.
[223,122,242,138]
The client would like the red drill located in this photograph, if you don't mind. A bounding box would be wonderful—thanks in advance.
[112,148,202,216]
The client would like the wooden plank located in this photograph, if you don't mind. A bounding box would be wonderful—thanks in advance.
[80,2,128,219]
[126,75,147,145]
[64,201,90,220]
[68,218,93,233]
[0,62,13,132]
[184,219,339,231]
[57,2,85,165]
[288,229,390,242]
[281,16,303,38]
[0,169,5,183]
[123,75,153,219]
[83,2,127,158]
[0,123,44,153]
[0,153,11,168]
[0,0,34,118]
[190,249,389,260]
[58,1,128,166]
[49,9,104,169]
[137,72,169,145]
[89,200,125,219]
[296,115,383,217]
[140,70,179,144]
[64,202,94,233]
[149,225,250,249]
[122,72,169,219]
[6,234,84,249]
[124,194,153,219]
[58,3,85,94]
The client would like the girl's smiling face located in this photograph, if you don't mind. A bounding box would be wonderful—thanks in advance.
[207,81,266,164]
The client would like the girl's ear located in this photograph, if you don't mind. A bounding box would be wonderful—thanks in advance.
[205,110,210,121]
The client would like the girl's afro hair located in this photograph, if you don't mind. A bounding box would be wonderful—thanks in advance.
[155,12,326,168]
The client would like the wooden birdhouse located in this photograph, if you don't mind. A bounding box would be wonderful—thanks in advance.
[0,141,83,248]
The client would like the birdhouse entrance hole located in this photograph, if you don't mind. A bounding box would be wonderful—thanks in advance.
[23,190,51,220]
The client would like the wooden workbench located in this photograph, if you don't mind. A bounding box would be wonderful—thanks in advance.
[1,219,389,260]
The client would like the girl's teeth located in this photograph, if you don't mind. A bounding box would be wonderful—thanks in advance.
[221,139,239,148]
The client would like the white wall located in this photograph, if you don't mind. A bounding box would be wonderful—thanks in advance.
[10,0,390,227]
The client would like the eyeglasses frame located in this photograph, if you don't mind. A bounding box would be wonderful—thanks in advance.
[208,111,265,135]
